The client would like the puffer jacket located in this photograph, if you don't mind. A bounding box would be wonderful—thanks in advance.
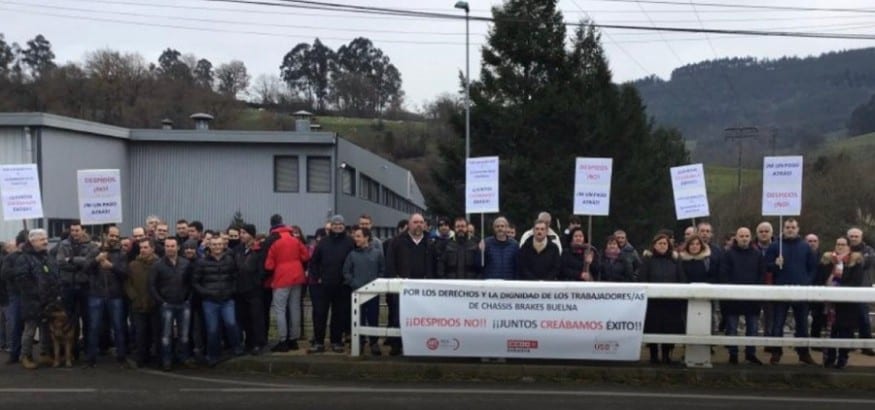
[55,236,98,286]
[193,251,238,302]
[599,253,635,282]
[149,255,191,305]
[263,227,310,288]
[125,253,158,313]
[479,236,518,280]
[87,245,127,299]
[343,243,385,289]
[14,245,63,321]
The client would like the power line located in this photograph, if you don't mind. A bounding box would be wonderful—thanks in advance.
[569,0,654,77]
[587,0,875,14]
[199,0,875,40]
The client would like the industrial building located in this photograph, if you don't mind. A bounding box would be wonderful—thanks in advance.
[0,111,426,241]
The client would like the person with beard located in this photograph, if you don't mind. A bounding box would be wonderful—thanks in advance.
[639,233,686,365]
[55,221,98,361]
[307,215,354,354]
[846,228,875,356]
[765,218,818,365]
[517,220,561,281]
[227,228,242,252]
[150,237,195,371]
[83,226,128,368]
[719,227,766,365]
[613,230,641,278]
[175,220,189,245]
[125,239,160,368]
[435,217,480,279]
[13,229,62,369]
[385,213,434,355]
[559,227,598,281]
[820,236,866,369]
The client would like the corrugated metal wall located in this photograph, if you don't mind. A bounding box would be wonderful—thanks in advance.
[0,127,28,240]
[40,128,129,226]
[128,142,334,236]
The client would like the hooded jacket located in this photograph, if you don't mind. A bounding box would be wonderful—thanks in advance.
[263,226,310,288]
[310,231,355,285]
[343,243,385,290]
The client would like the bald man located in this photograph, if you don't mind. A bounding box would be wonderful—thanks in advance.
[720,227,766,365]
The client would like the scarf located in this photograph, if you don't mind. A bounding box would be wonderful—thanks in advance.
[829,251,849,286]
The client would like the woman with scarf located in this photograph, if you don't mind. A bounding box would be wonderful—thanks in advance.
[560,227,599,281]
[819,236,865,369]
[639,233,687,365]
[599,236,635,282]
[679,237,713,283]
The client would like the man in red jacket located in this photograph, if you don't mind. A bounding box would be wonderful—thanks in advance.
[264,215,310,352]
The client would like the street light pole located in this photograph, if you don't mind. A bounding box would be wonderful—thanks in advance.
[455,1,471,221]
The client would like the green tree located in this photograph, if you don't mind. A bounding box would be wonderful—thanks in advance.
[430,1,688,244]
[0,34,14,76]
[194,58,214,89]
[22,34,55,78]
[216,60,250,97]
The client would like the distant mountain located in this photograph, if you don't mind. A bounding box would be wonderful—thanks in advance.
[633,47,875,163]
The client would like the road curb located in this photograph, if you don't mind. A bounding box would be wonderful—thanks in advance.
[219,356,875,389]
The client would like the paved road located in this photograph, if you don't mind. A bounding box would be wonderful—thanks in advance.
[2,362,875,410]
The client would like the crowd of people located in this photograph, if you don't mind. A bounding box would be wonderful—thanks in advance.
[0,210,873,371]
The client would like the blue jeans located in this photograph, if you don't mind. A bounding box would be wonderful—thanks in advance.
[5,295,22,361]
[161,303,192,365]
[725,313,759,356]
[772,301,810,356]
[86,297,126,362]
[202,299,241,361]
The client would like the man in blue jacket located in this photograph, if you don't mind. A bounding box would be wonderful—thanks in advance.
[479,217,518,280]
[765,218,817,365]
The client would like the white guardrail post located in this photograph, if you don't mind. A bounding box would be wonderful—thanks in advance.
[351,279,875,369]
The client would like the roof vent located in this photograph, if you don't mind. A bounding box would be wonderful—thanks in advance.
[161,118,173,130]
[190,113,214,130]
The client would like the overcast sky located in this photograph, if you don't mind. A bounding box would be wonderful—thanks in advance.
[2,0,874,111]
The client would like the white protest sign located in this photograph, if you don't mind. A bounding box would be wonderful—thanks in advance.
[573,157,612,216]
[762,156,803,216]
[465,156,499,214]
[0,164,44,220]
[400,280,647,360]
[670,163,710,220]
[77,169,123,225]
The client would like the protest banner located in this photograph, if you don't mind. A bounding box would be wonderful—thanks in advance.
[670,164,710,221]
[465,156,499,214]
[77,169,123,225]
[400,280,647,360]
[0,164,44,221]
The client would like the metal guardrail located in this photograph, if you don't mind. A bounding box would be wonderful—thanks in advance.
[351,279,875,368]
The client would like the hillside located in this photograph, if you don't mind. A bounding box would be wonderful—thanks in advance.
[634,47,875,164]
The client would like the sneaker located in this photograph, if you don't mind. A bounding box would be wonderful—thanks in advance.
[270,341,290,353]
[745,355,764,365]
[728,354,738,365]
[307,344,325,354]
[288,340,300,351]
[330,343,345,354]
[20,357,37,370]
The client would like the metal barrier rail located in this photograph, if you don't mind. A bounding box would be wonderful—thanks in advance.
[351,279,875,368]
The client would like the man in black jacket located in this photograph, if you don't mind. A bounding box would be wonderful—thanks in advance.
[385,213,435,355]
[192,237,243,366]
[1,230,27,365]
[719,227,766,365]
[307,215,355,353]
[436,217,479,279]
[14,229,62,369]
[234,224,266,356]
[84,226,128,368]
[150,237,194,371]
[55,221,98,360]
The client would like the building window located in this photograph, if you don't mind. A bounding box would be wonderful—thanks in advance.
[360,174,380,203]
[274,156,299,192]
[341,166,356,196]
[307,156,331,193]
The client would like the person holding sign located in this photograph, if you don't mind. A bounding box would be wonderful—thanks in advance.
[560,227,598,281]
[639,233,686,365]
[764,218,818,365]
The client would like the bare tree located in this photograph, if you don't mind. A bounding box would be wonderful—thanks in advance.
[216,60,250,98]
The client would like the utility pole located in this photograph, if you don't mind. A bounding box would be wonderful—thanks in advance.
[724,126,760,195]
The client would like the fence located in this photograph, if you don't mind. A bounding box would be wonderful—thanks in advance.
[351,279,875,368]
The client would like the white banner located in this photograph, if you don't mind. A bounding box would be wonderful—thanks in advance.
[77,169,123,225]
[465,156,499,214]
[400,280,646,360]
[0,164,44,221]
[762,156,803,216]
[573,157,612,216]
[670,163,710,220]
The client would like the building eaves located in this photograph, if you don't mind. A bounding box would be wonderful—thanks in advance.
[129,129,336,144]
[0,112,130,139]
